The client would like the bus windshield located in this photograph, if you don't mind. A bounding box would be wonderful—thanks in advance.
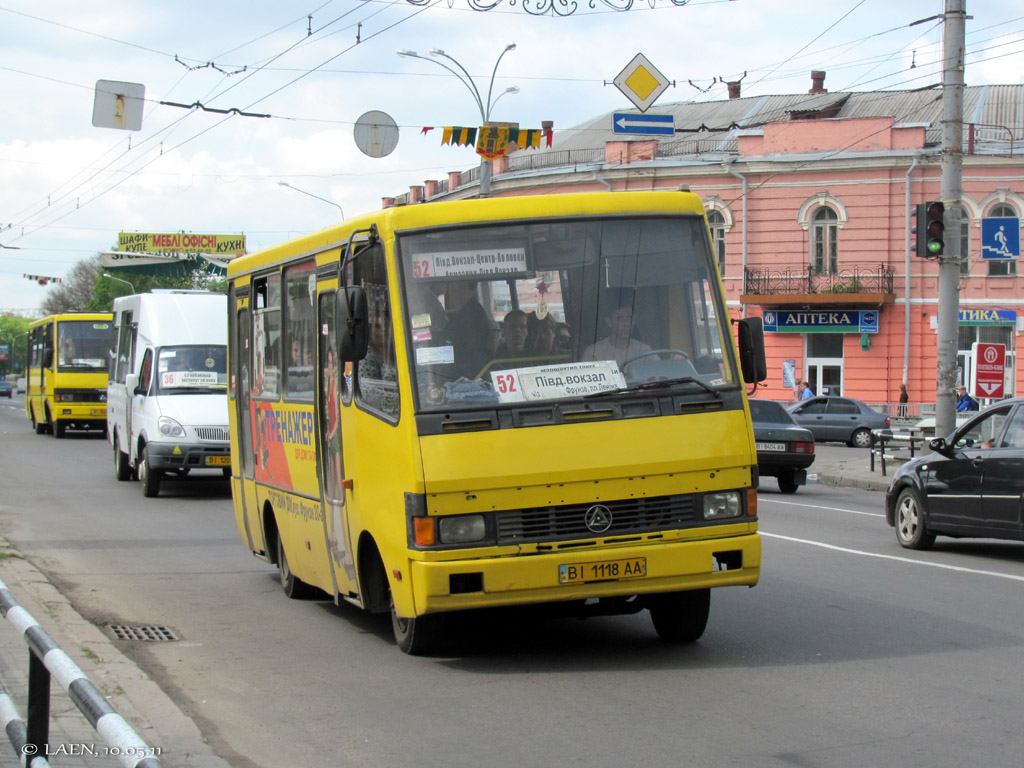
[398,215,736,411]
[156,345,227,394]
[57,320,111,372]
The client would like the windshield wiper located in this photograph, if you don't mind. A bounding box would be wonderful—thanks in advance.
[584,376,720,400]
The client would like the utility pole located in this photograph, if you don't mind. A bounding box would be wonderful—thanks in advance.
[935,0,966,438]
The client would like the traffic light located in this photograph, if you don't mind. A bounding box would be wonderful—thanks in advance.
[915,200,945,258]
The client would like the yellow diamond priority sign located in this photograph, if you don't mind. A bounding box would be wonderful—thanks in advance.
[613,53,671,113]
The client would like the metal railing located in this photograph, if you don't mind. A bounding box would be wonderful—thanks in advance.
[0,577,163,767]
[744,263,895,296]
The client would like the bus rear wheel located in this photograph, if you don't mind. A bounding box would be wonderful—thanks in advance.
[390,589,444,655]
[277,535,313,599]
[649,588,711,643]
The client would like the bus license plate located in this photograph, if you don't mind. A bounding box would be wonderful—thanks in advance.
[206,455,231,467]
[559,558,646,585]
[756,442,786,452]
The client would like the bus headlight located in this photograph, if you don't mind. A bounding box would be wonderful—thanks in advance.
[158,416,186,437]
[703,491,743,520]
[438,515,486,544]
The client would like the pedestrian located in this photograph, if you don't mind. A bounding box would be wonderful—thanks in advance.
[956,385,978,412]
[793,377,803,401]
[897,383,909,418]
[799,381,814,400]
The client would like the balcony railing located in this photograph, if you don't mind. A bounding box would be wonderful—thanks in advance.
[744,263,895,296]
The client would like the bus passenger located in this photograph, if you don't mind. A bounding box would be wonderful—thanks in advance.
[443,281,493,379]
[525,312,557,356]
[581,302,651,368]
[494,309,528,359]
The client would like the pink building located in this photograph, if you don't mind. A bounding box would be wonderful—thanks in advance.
[391,75,1024,409]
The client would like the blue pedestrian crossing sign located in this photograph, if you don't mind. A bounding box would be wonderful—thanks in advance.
[981,217,1020,260]
[612,113,674,136]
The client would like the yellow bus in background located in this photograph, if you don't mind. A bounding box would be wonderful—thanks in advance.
[227,191,766,654]
[26,313,112,438]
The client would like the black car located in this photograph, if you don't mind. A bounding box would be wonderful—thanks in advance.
[0,379,12,398]
[787,396,890,448]
[749,399,816,494]
[885,396,1024,549]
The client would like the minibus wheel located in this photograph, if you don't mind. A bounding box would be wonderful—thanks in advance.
[390,588,444,655]
[113,433,134,481]
[53,421,66,439]
[139,445,162,498]
[648,588,710,642]
[277,535,313,599]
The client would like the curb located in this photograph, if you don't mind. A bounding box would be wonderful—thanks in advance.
[815,472,892,493]
[0,542,232,768]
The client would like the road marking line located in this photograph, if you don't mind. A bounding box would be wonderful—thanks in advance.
[761,499,884,518]
[762,531,1024,583]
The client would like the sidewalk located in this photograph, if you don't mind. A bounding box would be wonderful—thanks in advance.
[0,539,231,768]
[807,443,911,493]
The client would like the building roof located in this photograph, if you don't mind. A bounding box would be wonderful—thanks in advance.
[505,84,1024,172]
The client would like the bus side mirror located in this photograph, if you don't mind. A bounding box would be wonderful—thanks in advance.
[338,286,369,363]
[126,373,143,396]
[44,350,54,369]
[736,317,767,383]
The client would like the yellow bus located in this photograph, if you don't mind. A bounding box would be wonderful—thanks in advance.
[227,191,766,654]
[26,313,113,438]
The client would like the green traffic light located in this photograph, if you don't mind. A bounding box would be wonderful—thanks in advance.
[927,239,943,254]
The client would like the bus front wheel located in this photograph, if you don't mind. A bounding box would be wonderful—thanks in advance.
[390,589,444,655]
[649,588,710,643]
[139,445,162,497]
[113,434,134,481]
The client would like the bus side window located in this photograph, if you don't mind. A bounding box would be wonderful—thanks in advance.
[284,260,316,401]
[355,245,399,420]
[252,273,282,399]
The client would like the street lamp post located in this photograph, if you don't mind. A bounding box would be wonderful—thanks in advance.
[101,272,135,294]
[277,181,345,218]
[398,44,518,197]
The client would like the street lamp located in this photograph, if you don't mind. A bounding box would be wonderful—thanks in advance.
[101,272,135,294]
[397,44,518,197]
[277,181,345,218]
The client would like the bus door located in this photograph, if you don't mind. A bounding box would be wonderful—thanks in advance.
[234,305,262,554]
[317,292,357,595]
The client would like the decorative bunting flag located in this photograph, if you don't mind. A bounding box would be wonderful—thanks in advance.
[24,273,63,285]
[435,126,552,156]
[420,126,434,135]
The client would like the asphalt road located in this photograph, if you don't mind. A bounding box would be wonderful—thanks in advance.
[1,395,1023,768]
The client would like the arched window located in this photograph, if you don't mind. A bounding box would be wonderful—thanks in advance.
[811,207,839,275]
[707,209,727,275]
[987,202,1018,276]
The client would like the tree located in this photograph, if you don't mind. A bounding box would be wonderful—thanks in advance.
[0,314,31,378]
[40,256,102,314]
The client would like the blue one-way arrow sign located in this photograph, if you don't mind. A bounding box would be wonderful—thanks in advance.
[612,112,674,136]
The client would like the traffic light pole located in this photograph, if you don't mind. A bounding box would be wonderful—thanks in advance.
[935,0,966,438]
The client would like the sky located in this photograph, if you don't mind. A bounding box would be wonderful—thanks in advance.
[1,0,1022,314]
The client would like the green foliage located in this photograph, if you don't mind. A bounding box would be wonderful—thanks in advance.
[0,314,31,377]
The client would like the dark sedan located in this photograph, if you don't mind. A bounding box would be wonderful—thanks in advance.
[787,395,890,447]
[885,397,1024,549]
[749,399,816,493]
[0,379,12,399]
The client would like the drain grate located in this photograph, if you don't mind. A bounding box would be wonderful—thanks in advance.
[108,625,179,642]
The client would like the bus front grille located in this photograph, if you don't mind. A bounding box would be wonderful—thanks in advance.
[496,494,697,545]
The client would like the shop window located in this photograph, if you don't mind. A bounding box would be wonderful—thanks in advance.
[986,203,1018,276]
